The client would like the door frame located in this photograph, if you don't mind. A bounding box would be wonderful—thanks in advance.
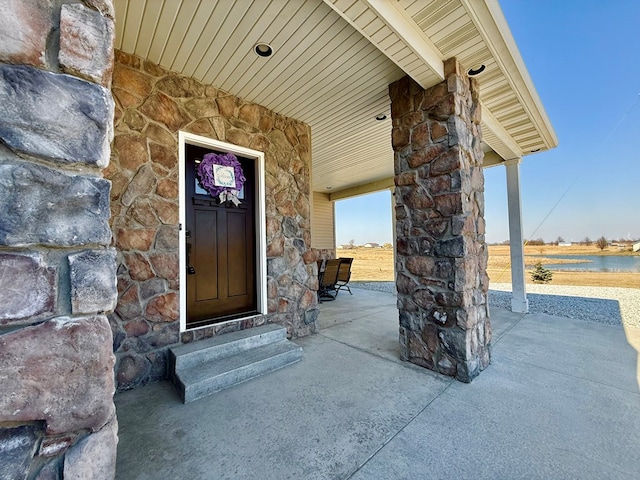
[178,131,267,332]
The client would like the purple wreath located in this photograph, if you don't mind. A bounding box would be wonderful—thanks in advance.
[196,152,246,198]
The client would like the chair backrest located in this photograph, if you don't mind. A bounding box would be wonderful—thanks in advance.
[337,257,353,282]
[320,259,341,287]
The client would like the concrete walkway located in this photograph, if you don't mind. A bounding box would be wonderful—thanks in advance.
[115,288,640,479]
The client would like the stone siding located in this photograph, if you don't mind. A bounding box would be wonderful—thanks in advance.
[0,1,118,478]
[108,51,318,390]
[390,58,491,382]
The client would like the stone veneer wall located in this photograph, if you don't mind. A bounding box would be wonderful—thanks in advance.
[0,1,118,478]
[108,51,319,390]
[390,58,491,382]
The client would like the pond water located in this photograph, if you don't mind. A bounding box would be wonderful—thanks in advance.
[533,255,640,272]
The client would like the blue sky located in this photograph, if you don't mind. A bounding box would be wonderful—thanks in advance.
[336,0,640,246]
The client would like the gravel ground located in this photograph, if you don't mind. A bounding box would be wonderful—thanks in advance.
[350,281,639,328]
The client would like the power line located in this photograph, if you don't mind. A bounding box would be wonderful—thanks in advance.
[525,92,640,241]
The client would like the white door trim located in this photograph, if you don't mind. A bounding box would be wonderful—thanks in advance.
[178,131,268,332]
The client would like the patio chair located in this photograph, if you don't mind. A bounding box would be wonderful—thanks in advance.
[334,257,353,296]
[318,258,341,302]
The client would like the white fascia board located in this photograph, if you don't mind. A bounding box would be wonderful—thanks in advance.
[461,0,558,150]
[328,177,395,202]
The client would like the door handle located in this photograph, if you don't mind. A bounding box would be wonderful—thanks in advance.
[186,231,196,274]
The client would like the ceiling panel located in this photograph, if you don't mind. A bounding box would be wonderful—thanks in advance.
[114,0,403,192]
[114,0,556,196]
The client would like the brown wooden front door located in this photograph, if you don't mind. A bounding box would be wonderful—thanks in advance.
[185,144,257,328]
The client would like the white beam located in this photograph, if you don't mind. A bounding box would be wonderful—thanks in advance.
[504,158,528,313]
[481,101,523,160]
[362,0,444,84]
[321,0,443,88]
[482,150,504,168]
[328,177,395,202]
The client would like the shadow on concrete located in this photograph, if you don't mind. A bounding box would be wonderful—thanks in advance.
[115,287,640,480]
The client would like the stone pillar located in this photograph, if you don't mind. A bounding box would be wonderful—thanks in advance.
[505,158,529,313]
[0,1,118,479]
[390,58,491,382]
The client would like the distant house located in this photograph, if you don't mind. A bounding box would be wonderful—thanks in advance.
[558,242,572,247]
[634,242,640,252]
[363,242,380,248]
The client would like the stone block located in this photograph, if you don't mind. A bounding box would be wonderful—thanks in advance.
[39,433,78,457]
[121,164,156,206]
[434,192,463,217]
[0,158,112,247]
[69,248,117,314]
[59,3,115,86]
[148,252,179,280]
[140,278,167,300]
[114,135,149,172]
[116,354,149,388]
[116,227,156,251]
[0,252,56,324]
[140,92,191,132]
[33,458,62,480]
[391,127,410,151]
[0,0,54,68]
[115,283,142,320]
[435,236,466,258]
[63,417,118,480]
[0,424,41,480]
[0,315,115,434]
[145,292,178,323]
[0,64,114,167]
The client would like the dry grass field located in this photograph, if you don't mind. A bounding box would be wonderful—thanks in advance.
[339,246,640,289]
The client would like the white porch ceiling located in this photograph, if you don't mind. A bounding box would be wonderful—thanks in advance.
[114,0,557,195]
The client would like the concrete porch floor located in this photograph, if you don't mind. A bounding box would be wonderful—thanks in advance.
[115,288,640,479]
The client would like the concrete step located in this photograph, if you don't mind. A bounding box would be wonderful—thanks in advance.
[169,323,287,373]
[175,339,302,403]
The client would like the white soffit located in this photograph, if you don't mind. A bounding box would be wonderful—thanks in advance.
[113,0,557,195]
[114,0,404,193]
[401,0,557,154]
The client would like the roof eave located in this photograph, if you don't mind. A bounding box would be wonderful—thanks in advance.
[461,0,559,152]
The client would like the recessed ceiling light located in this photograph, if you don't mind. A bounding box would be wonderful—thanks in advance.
[375,114,387,121]
[467,64,486,76]
[254,43,273,57]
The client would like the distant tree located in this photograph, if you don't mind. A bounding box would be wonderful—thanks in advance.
[530,261,553,284]
[382,242,393,249]
[556,236,565,245]
[348,239,355,249]
[583,237,592,246]
[596,236,608,251]
[502,239,510,245]
[527,238,545,246]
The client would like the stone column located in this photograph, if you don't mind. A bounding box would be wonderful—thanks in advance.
[505,158,529,313]
[390,58,491,382]
[0,1,118,479]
